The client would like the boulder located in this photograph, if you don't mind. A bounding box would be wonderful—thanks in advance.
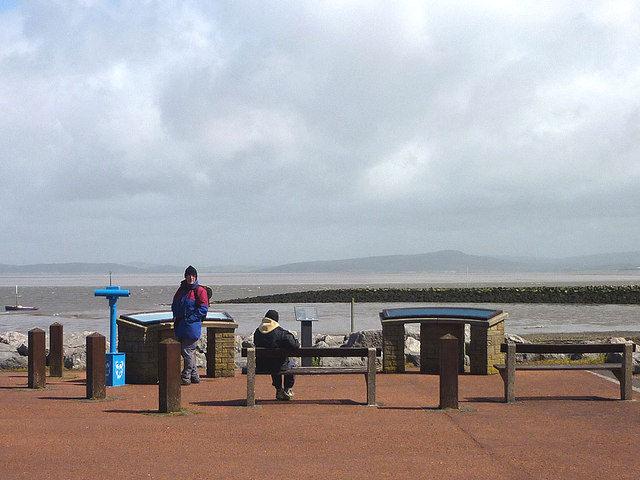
[404,336,420,366]
[0,342,27,369]
[0,331,28,348]
[505,334,528,344]
[604,338,636,364]
[314,334,347,347]
[64,346,86,369]
[344,329,382,348]
[16,343,29,356]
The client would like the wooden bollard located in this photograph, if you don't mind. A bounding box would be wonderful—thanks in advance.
[439,334,459,409]
[28,328,46,389]
[49,322,64,377]
[86,333,106,399]
[159,338,181,413]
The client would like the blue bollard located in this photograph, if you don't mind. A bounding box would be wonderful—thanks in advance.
[94,286,130,386]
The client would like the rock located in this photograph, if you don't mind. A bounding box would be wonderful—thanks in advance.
[344,329,382,348]
[505,334,528,344]
[405,325,420,341]
[241,333,254,348]
[0,342,28,369]
[603,337,635,363]
[314,334,347,347]
[16,343,29,356]
[319,356,365,367]
[0,331,28,348]
[64,346,86,369]
[405,336,420,355]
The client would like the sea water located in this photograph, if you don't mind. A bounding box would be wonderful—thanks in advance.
[1,272,640,336]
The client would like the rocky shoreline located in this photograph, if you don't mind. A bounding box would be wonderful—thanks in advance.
[1,329,639,373]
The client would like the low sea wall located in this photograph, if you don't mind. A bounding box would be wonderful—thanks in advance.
[227,285,640,304]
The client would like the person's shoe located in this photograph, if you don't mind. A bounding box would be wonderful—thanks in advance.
[191,377,200,384]
[275,388,288,400]
[283,388,295,400]
[181,378,191,386]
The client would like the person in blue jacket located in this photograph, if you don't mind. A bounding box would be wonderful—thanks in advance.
[172,265,209,385]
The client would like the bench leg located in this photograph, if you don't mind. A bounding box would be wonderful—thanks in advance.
[247,348,256,407]
[365,348,376,406]
[504,343,516,403]
[612,344,633,400]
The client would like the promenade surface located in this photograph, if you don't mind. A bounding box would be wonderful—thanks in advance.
[1,369,638,480]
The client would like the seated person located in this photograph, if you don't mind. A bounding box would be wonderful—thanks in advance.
[253,309,300,400]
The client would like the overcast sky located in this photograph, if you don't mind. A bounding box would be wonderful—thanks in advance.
[1,1,639,267]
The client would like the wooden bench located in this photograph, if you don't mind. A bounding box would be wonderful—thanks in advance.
[494,342,636,402]
[241,347,380,407]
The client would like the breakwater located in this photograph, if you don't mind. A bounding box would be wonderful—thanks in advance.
[227,285,640,304]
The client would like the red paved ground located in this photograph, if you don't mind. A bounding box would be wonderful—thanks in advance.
[1,369,638,480]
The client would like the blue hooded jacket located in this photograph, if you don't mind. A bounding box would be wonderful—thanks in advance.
[171,280,209,340]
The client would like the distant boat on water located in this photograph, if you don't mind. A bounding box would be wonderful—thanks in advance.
[5,286,38,311]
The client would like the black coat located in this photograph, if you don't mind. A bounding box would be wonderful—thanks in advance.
[253,326,300,374]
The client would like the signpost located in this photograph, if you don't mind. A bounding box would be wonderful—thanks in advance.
[294,306,318,367]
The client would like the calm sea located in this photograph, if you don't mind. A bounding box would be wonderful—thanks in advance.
[1,272,640,336]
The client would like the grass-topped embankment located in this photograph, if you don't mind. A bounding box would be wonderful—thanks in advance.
[225,285,640,304]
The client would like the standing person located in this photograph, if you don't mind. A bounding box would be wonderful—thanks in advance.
[172,265,209,385]
[253,309,300,400]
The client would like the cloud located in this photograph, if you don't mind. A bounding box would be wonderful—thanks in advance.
[1,1,640,266]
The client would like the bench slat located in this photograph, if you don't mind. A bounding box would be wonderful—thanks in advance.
[245,347,378,407]
[278,367,368,375]
[497,342,634,402]
[241,347,381,358]
[494,363,622,371]
[499,343,635,354]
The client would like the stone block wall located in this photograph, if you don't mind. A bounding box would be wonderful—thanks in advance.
[117,321,174,384]
[207,327,235,377]
[469,321,505,375]
[382,323,405,373]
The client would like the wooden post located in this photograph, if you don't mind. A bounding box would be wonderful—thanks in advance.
[49,323,64,377]
[621,343,633,400]
[365,347,376,406]
[28,328,46,389]
[246,348,256,407]
[439,334,458,409]
[158,338,181,413]
[505,343,516,403]
[86,333,106,399]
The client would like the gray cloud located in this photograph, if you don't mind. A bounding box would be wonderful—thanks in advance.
[1,1,639,266]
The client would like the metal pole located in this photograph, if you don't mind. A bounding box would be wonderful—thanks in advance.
[350,298,354,333]
[109,297,117,353]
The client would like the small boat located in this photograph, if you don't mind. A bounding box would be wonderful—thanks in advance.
[5,286,38,311]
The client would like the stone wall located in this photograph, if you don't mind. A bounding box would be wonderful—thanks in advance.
[382,323,405,373]
[117,321,174,384]
[207,328,235,377]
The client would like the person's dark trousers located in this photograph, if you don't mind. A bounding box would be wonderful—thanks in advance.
[271,359,296,389]
[180,337,200,382]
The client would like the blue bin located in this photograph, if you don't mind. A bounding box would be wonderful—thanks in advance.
[106,352,126,386]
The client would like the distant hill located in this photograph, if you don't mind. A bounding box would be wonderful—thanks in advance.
[2,250,640,274]
[260,250,527,273]
[0,262,262,275]
[0,262,181,275]
[260,250,640,274]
